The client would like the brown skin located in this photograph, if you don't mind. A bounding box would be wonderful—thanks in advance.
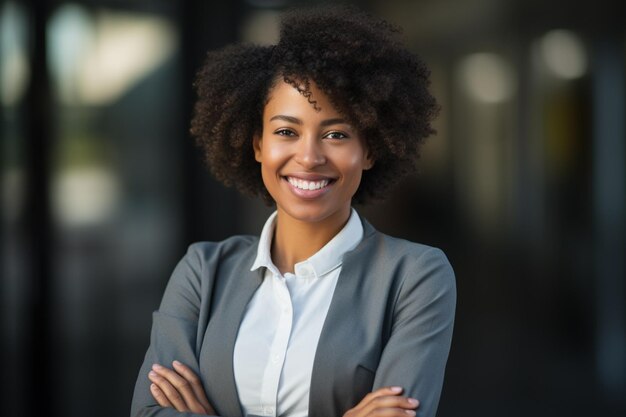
[149,84,419,416]
[148,361,215,415]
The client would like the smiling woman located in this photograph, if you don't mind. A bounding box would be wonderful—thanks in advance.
[130,5,455,417]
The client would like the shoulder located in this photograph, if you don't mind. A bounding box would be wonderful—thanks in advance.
[159,235,259,315]
[361,219,453,273]
[184,234,259,269]
[168,234,259,291]
[364,229,456,334]
[357,219,456,297]
[379,232,449,261]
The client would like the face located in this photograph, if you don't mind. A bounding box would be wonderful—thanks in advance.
[253,79,373,226]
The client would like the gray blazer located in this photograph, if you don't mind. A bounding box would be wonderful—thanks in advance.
[131,218,456,417]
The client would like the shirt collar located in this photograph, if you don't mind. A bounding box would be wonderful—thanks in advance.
[250,208,364,279]
[250,210,281,276]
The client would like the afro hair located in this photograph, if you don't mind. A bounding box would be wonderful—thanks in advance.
[190,5,439,204]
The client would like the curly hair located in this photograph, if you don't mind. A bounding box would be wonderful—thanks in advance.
[190,5,439,204]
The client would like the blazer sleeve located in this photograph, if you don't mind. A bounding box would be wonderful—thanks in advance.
[130,244,219,417]
[372,247,456,417]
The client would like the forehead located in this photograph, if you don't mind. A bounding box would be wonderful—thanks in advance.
[264,79,342,119]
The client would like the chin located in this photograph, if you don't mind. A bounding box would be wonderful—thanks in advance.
[283,207,331,224]
[277,200,350,225]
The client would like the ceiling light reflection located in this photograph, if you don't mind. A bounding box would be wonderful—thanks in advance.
[52,167,120,227]
[48,4,178,105]
[540,30,587,80]
[458,52,516,104]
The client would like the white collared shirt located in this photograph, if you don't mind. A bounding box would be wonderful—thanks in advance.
[233,208,364,417]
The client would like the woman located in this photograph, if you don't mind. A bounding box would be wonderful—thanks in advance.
[131,6,455,417]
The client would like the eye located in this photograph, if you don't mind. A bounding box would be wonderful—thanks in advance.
[274,128,297,137]
[324,131,348,140]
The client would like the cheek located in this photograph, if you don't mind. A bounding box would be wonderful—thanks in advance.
[259,166,279,203]
[265,148,286,164]
[260,163,278,191]
[338,154,367,191]
[258,144,287,193]
[342,150,368,174]
[261,140,291,166]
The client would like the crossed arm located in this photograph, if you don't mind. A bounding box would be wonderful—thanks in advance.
[148,361,420,417]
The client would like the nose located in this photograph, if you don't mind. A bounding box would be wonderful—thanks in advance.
[294,135,326,168]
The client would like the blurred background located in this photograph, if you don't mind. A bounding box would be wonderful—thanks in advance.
[1,0,625,416]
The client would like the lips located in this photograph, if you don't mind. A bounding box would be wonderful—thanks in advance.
[282,175,335,197]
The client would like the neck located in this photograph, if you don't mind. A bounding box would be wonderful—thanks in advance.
[271,207,351,275]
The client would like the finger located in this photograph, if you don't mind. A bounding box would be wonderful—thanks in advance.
[148,370,189,412]
[354,387,404,410]
[368,407,416,417]
[150,383,173,408]
[361,396,419,417]
[151,364,208,414]
[172,360,214,413]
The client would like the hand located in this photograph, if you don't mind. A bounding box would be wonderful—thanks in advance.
[343,386,419,417]
[148,360,216,415]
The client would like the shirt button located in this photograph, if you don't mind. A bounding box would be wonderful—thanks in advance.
[264,406,274,415]
[272,354,280,363]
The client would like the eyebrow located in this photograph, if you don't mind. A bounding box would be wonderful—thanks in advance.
[269,115,348,127]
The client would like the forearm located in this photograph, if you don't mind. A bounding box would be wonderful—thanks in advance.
[372,248,456,417]
[131,313,204,416]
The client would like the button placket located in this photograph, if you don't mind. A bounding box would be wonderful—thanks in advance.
[258,273,293,417]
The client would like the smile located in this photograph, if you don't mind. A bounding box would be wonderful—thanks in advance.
[286,176,332,191]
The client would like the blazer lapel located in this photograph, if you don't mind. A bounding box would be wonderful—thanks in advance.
[199,242,264,417]
[309,219,380,417]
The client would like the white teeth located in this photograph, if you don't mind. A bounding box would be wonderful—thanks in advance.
[287,177,330,190]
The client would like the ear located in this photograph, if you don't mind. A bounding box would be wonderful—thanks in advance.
[252,133,262,162]
[362,149,375,171]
